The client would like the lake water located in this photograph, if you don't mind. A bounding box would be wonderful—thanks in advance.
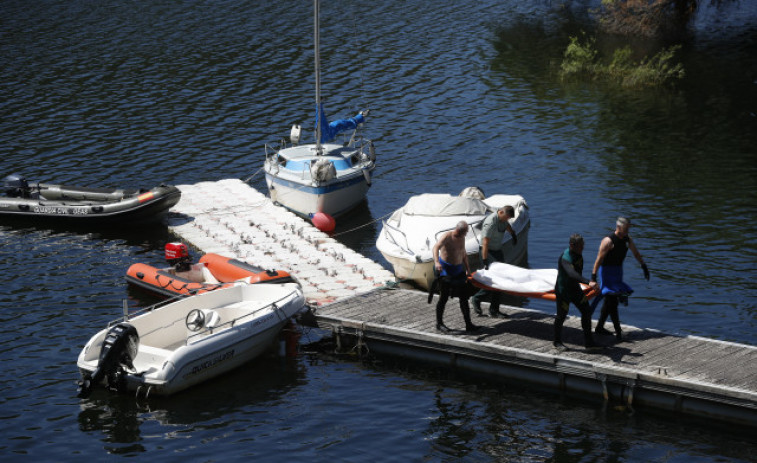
[1,0,756,460]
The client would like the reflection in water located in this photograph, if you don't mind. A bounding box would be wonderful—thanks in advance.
[78,395,145,455]
[76,354,306,452]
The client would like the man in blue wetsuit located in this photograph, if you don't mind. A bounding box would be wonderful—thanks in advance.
[431,221,478,333]
[553,233,600,351]
[471,205,517,318]
[591,217,650,341]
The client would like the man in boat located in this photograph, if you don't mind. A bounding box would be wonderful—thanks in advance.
[553,233,600,351]
[165,242,217,284]
[471,205,517,318]
[590,217,650,342]
[431,221,478,333]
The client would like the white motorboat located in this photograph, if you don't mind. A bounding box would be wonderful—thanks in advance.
[376,188,530,290]
[263,0,375,218]
[77,283,305,398]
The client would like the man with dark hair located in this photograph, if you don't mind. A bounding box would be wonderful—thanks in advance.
[553,233,599,351]
[591,217,650,341]
[431,221,478,333]
[471,205,517,318]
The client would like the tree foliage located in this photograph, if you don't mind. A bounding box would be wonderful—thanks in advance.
[560,35,685,87]
[597,0,698,37]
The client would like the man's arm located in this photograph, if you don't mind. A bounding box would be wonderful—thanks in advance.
[481,237,490,262]
[561,257,590,285]
[628,237,650,280]
[432,232,449,271]
[506,223,517,245]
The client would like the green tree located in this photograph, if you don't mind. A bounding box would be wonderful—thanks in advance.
[597,0,698,37]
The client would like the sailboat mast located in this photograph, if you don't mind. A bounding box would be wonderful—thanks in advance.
[314,0,322,154]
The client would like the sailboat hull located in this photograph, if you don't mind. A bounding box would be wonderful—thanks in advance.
[265,171,370,218]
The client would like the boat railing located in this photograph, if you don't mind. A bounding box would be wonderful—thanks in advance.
[110,293,186,327]
[264,142,315,181]
[432,220,484,248]
[185,290,299,342]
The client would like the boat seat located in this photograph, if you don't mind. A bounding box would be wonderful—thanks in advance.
[201,265,220,284]
[202,309,221,329]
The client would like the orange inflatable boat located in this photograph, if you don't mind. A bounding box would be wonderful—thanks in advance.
[126,253,295,298]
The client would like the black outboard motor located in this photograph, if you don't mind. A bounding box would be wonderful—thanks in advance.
[77,323,139,398]
[3,173,31,198]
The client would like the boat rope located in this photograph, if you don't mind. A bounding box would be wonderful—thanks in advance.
[243,167,265,184]
[187,201,272,217]
[330,210,393,237]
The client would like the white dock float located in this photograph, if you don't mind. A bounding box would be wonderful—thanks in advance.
[166,179,395,306]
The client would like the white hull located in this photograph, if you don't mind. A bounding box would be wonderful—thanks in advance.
[264,143,375,218]
[77,283,305,396]
[377,192,530,290]
[265,170,370,218]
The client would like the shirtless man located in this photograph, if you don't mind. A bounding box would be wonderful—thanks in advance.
[431,221,478,333]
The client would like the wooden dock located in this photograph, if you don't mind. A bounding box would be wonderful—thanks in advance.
[314,288,757,428]
[167,180,757,428]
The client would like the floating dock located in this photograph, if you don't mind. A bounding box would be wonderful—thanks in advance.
[166,179,396,306]
[167,180,757,428]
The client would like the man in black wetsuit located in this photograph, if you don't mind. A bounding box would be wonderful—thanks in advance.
[553,233,599,351]
[591,217,650,341]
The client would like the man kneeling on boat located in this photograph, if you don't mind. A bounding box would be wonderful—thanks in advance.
[165,242,219,284]
[429,221,479,333]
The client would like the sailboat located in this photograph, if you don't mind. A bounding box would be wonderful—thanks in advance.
[263,0,376,218]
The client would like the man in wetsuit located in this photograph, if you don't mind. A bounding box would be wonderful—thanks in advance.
[591,217,650,341]
[431,221,478,333]
[471,205,517,318]
[553,233,600,350]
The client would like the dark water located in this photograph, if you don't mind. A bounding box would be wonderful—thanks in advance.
[1,0,756,460]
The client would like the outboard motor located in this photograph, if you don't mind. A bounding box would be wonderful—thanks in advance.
[165,242,191,272]
[77,323,139,398]
[3,173,30,198]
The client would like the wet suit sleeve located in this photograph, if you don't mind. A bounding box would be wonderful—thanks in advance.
[560,257,590,285]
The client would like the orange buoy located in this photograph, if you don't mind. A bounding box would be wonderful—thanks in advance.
[310,212,336,233]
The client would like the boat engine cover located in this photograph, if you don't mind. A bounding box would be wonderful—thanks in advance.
[165,242,191,267]
[3,173,30,197]
[78,323,139,397]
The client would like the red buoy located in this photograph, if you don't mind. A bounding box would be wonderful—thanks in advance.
[310,212,336,233]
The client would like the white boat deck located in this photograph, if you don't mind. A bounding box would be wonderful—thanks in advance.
[166,179,395,306]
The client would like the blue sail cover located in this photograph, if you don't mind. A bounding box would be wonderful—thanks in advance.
[315,103,365,143]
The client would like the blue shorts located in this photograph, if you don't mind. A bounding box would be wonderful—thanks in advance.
[599,265,633,296]
[439,257,465,278]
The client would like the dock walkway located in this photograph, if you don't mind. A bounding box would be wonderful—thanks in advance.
[167,179,757,428]
[315,288,757,427]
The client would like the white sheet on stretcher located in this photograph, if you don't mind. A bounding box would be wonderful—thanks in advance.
[472,262,557,294]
